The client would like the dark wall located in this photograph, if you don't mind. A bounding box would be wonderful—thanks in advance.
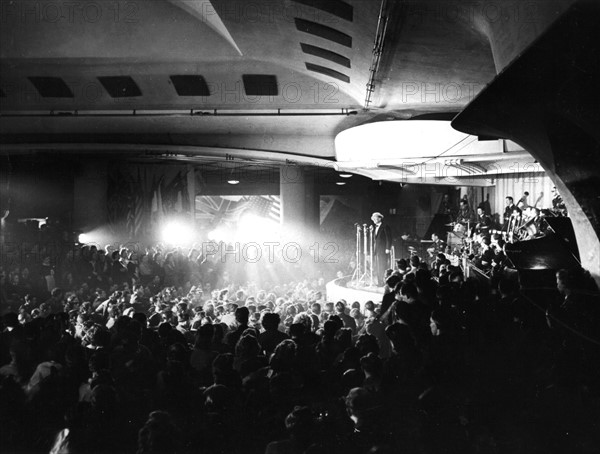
[0,154,75,221]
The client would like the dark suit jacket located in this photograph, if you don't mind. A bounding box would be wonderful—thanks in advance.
[374,223,392,254]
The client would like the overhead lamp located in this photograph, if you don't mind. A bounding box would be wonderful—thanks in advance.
[226,167,240,185]
[339,173,353,178]
[336,181,346,186]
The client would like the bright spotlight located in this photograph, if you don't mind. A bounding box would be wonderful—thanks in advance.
[227,179,240,185]
[339,173,353,178]
[237,213,279,242]
[208,227,230,241]
[161,221,193,244]
[78,233,91,243]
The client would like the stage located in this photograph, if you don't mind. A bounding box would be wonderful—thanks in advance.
[325,277,385,308]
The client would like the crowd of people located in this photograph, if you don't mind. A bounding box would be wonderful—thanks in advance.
[1,237,600,453]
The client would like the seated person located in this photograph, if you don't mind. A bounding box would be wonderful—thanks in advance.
[426,233,445,258]
[474,207,492,234]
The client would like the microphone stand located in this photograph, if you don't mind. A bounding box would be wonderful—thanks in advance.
[350,224,362,284]
[369,225,374,286]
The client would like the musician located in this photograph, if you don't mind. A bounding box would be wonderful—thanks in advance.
[551,186,567,216]
[426,233,445,258]
[476,236,494,271]
[475,207,492,234]
[503,196,521,225]
[456,200,474,227]
[371,212,392,285]
[438,193,455,226]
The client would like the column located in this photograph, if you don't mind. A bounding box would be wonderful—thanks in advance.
[279,165,319,243]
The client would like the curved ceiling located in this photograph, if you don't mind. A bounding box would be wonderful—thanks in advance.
[0,0,573,180]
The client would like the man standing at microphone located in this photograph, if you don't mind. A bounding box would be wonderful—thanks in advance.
[371,212,392,285]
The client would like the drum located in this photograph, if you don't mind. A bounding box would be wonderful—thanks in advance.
[453,223,466,234]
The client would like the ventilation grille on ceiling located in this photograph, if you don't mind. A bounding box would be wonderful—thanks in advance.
[305,63,350,83]
[28,77,74,98]
[98,76,142,98]
[292,0,353,22]
[294,18,352,47]
[242,75,279,96]
[300,43,351,68]
[170,75,211,96]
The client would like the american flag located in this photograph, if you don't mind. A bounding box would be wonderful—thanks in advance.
[245,195,280,222]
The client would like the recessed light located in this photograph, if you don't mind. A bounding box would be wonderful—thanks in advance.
[227,179,240,185]
[339,173,353,178]
[336,181,346,186]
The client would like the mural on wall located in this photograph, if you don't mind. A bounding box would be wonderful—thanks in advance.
[194,195,280,229]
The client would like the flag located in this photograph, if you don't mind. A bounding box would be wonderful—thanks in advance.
[195,195,247,226]
[151,175,165,227]
[127,168,145,238]
[163,171,189,214]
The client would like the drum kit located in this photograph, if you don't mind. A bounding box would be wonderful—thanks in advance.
[446,221,469,238]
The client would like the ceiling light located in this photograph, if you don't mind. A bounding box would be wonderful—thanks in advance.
[339,173,353,178]
[336,181,346,186]
[227,166,240,185]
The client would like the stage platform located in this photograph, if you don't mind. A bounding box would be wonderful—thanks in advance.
[325,278,385,308]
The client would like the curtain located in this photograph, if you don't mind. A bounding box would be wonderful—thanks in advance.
[493,172,555,216]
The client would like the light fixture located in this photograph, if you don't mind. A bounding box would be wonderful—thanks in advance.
[226,166,240,185]
[339,173,353,178]
[336,181,346,186]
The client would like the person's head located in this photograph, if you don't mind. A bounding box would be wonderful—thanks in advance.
[371,212,383,225]
[259,312,279,333]
[396,258,408,272]
[285,406,314,447]
[356,333,379,357]
[477,207,484,216]
[335,301,346,314]
[350,308,364,324]
[234,306,249,326]
[460,200,467,209]
[410,255,420,269]
[400,282,418,302]
[360,352,383,379]
[505,196,514,206]
[556,268,578,296]
[310,302,321,315]
[430,308,452,336]
[431,233,439,242]
[137,411,181,454]
[345,387,374,422]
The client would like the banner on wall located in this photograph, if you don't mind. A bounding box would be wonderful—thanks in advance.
[195,195,280,228]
